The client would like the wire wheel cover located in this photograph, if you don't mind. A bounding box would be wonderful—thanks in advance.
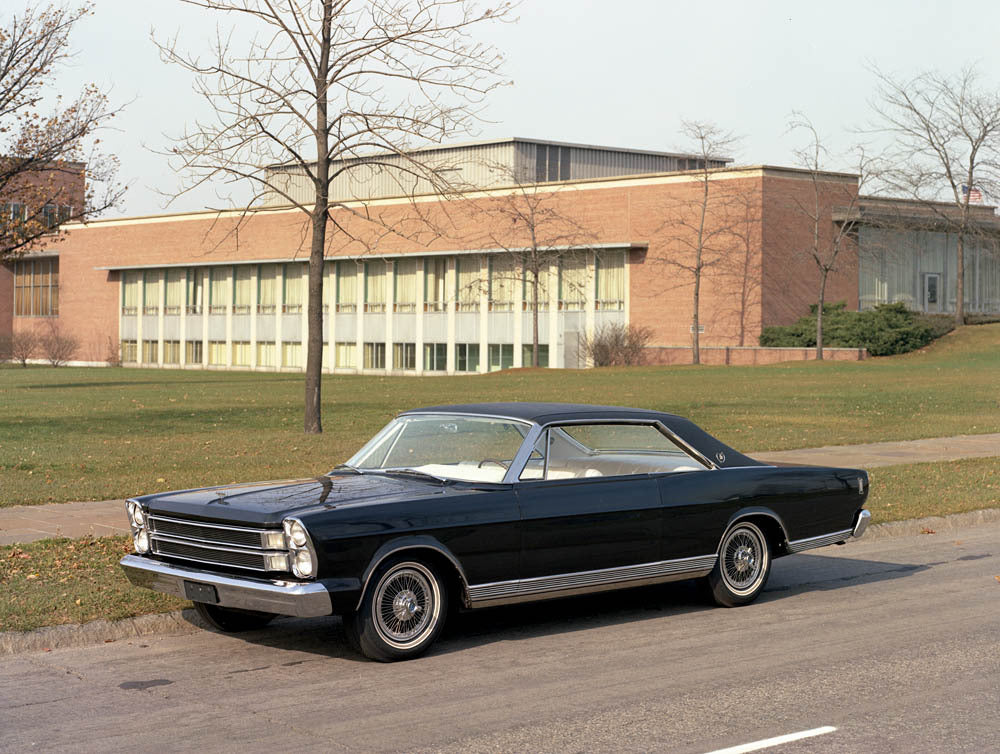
[373,563,439,648]
[721,526,766,595]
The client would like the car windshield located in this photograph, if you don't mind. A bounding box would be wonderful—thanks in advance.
[344,414,532,483]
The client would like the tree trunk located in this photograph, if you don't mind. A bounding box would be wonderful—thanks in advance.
[304,1,332,435]
[691,267,701,364]
[955,231,965,327]
[816,269,828,361]
[532,271,540,367]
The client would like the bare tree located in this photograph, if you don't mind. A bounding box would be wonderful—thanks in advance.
[718,180,762,346]
[580,322,652,367]
[477,168,595,366]
[870,65,1000,326]
[40,319,78,365]
[787,113,869,360]
[0,2,124,261]
[157,0,512,434]
[9,329,39,366]
[656,121,741,364]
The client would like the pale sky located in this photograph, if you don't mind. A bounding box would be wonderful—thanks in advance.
[47,0,1000,217]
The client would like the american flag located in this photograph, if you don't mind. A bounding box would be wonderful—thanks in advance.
[962,185,983,203]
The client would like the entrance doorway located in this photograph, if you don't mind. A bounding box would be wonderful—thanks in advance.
[923,273,942,313]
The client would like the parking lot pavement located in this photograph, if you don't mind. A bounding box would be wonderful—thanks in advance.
[1,520,997,753]
[0,500,127,545]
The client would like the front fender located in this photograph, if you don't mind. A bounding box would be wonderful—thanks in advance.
[357,535,471,610]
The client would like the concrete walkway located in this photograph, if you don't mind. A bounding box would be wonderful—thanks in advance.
[1,432,998,546]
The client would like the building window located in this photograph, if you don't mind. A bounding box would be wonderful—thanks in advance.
[257,264,278,313]
[14,258,59,316]
[364,342,386,369]
[256,342,275,367]
[334,342,356,368]
[142,340,159,363]
[595,251,625,310]
[164,269,184,314]
[186,340,203,364]
[186,269,203,314]
[142,270,161,315]
[121,270,140,316]
[208,340,227,365]
[336,261,358,312]
[41,204,72,229]
[163,340,181,364]
[535,144,570,183]
[364,261,387,312]
[3,203,27,223]
[559,256,587,310]
[282,341,301,367]
[394,258,417,312]
[209,267,228,314]
[457,255,481,312]
[488,343,514,371]
[521,343,549,367]
[456,343,480,372]
[488,256,516,312]
[393,342,416,370]
[424,257,447,311]
[233,266,252,314]
[232,341,251,366]
[283,263,305,313]
[121,340,137,363]
[523,266,551,311]
[423,342,447,371]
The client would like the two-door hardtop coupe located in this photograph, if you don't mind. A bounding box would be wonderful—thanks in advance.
[121,402,871,661]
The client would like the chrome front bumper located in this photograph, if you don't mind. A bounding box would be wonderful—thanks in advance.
[852,509,871,539]
[121,554,333,617]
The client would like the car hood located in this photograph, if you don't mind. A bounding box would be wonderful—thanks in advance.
[136,472,455,526]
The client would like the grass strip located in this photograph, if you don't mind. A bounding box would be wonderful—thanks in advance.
[0,535,186,633]
[3,456,998,633]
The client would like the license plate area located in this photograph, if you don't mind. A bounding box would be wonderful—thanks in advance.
[183,581,219,604]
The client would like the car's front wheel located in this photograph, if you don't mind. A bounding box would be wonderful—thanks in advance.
[708,521,771,607]
[193,601,276,632]
[345,558,448,662]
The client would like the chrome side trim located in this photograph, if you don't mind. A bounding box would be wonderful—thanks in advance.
[120,554,332,617]
[786,528,854,554]
[467,554,717,607]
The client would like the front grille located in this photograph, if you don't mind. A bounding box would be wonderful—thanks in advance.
[147,514,283,572]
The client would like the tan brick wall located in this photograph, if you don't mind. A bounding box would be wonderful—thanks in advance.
[644,346,867,366]
[0,265,12,340]
[37,167,861,362]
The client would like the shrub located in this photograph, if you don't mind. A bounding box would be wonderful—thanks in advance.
[581,323,653,366]
[104,335,122,367]
[40,321,80,367]
[759,301,937,356]
[9,331,40,367]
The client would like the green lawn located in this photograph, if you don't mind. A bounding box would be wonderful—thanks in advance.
[1,323,998,507]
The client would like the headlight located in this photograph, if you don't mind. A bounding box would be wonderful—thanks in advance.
[134,529,150,553]
[292,549,313,578]
[282,517,317,579]
[130,505,145,528]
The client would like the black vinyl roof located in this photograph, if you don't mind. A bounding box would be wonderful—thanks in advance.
[400,402,761,468]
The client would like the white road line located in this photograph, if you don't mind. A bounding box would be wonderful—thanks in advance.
[702,726,837,754]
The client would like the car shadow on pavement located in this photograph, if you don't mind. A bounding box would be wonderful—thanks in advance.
[189,553,929,662]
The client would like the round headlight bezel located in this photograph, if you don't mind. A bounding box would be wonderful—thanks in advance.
[282,517,318,580]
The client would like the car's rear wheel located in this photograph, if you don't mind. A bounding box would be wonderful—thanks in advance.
[708,521,771,607]
[345,558,448,662]
[193,601,276,632]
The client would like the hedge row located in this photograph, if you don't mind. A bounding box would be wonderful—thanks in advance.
[759,302,946,356]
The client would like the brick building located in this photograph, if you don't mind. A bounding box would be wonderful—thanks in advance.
[3,139,867,371]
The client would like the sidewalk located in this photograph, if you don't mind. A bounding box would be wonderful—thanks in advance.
[2,432,999,546]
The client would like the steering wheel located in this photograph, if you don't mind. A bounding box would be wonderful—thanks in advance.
[477,459,510,470]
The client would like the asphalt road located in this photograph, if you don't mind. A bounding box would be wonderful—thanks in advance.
[2,523,998,754]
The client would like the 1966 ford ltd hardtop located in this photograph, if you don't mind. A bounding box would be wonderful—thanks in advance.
[121,402,870,661]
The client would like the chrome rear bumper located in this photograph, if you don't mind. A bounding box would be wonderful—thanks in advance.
[852,509,872,539]
[121,554,332,617]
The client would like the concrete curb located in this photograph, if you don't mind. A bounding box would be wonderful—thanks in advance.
[860,507,1000,541]
[2,508,998,657]
[0,608,208,657]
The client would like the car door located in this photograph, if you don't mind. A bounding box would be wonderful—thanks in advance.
[515,424,664,579]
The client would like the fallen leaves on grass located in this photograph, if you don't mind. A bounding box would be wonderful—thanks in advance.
[921,527,937,535]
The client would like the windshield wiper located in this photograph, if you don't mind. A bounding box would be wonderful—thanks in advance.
[378,468,451,484]
[331,464,364,475]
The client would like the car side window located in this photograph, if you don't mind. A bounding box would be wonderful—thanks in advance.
[520,423,708,481]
